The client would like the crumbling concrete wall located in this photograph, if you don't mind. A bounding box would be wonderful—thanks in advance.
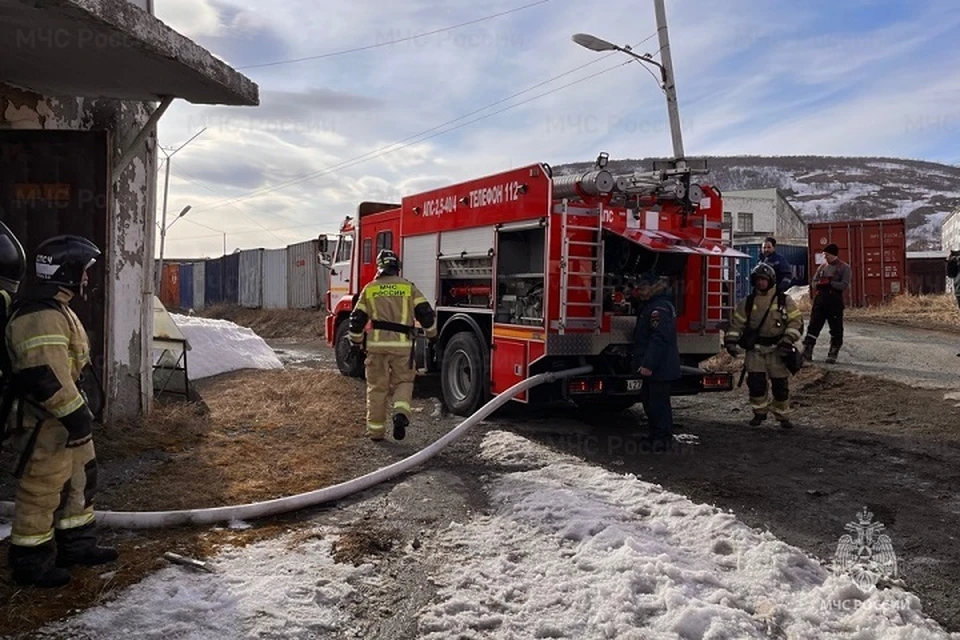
[0,82,156,421]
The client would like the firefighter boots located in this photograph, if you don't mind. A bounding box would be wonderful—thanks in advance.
[825,345,840,364]
[749,413,767,426]
[392,413,408,441]
[778,419,794,429]
[801,340,815,362]
[55,524,119,568]
[8,541,71,588]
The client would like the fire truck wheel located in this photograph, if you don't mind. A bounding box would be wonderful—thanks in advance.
[334,320,365,378]
[441,331,488,416]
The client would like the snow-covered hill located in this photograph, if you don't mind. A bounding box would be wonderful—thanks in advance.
[553,156,960,250]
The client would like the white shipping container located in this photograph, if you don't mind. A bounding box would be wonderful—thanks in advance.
[192,261,206,311]
[287,240,321,309]
[263,248,288,309]
[239,249,264,308]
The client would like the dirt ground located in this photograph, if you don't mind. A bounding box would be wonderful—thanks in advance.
[197,305,325,341]
[2,314,960,636]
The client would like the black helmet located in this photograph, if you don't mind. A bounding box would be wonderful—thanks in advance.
[376,249,400,275]
[34,235,101,289]
[750,262,776,289]
[0,220,26,293]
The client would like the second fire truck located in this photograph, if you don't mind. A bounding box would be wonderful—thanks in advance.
[322,154,747,416]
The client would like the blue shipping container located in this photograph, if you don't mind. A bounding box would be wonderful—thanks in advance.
[733,243,809,301]
[223,252,240,304]
[179,263,194,310]
[205,257,224,305]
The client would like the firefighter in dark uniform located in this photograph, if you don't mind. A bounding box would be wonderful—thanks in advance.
[632,271,681,449]
[5,235,117,588]
[348,250,437,441]
[802,243,852,364]
[725,263,804,428]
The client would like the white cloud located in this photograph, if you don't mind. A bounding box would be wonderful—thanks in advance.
[153,0,960,258]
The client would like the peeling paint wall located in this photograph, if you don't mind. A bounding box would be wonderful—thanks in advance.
[0,83,154,421]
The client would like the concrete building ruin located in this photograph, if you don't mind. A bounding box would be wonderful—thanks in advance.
[0,0,259,420]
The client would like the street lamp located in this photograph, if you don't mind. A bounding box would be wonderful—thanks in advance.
[571,1,685,160]
[156,205,192,298]
[156,127,206,292]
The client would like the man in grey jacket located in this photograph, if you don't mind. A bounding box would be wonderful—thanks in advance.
[801,243,852,364]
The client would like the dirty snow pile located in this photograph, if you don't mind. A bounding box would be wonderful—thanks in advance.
[169,314,282,379]
[28,431,959,639]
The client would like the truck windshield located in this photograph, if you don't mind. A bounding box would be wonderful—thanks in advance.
[334,235,353,263]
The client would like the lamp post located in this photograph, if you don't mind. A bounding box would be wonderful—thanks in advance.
[156,127,206,292]
[572,0,684,160]
[156,204,191,298]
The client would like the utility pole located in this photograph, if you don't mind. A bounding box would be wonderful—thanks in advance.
[156,127,206,293]
[653,0,684,162]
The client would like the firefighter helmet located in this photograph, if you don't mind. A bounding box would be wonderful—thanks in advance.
[33,235,101,289]
[376,249,400,275]
[0,220,26,293]
[750,262,776,290]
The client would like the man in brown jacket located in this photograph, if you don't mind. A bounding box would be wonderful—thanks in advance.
[348,250,437,441]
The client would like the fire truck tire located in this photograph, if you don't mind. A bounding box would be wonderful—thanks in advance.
[441,331,488,416]
[334,320,365,378]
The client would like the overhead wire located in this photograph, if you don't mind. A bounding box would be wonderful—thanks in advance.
[173,58,635,241]
[236,0,553,70]
[180,32,658,220]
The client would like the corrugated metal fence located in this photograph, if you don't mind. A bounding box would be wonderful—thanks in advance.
[162,240,329,311]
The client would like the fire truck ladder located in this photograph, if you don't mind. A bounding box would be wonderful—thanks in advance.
[700,218,736,332]
[556,199,604,335]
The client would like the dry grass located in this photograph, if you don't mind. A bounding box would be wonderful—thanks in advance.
[97,369,368,511]
[845,293,960,334]
[0,368,371,637]
[197,305,325,340]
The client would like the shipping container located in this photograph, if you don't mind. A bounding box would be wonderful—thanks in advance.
[316,262,330,310]
[223,252,240,304]
[263,248,288,309]
[906,251,948,295]
[239,249,264,308]
[807,218,906,307]
[733,242,808,301]
[287,239,321,309]
[192,261,206,311]
[179,262,194,310]
[159,262,180,310]
[204,257,224,306]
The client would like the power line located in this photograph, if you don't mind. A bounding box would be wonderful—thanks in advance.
[172,59,632,241]
[237,0,553,70]
[185,34,657,217]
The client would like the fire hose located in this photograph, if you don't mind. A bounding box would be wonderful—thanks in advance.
[0,365,593,529]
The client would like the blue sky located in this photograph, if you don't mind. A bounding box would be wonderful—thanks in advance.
[153,0,960,258]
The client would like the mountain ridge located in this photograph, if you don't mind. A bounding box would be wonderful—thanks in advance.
[552,155,960,250]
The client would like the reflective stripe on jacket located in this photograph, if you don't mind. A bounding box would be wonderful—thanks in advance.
[348,274,437,354]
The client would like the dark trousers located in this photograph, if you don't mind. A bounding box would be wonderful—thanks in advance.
[641,380,673,440]
[805,293,844,348]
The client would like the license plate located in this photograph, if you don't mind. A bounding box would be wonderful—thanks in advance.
[626,379,643,391]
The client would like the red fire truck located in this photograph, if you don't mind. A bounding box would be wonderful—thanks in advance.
[321,155,746,416]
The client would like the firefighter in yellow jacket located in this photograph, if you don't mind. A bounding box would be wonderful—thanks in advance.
[6,235,117,588]
[724,263,803,429]
[348,250,437,441]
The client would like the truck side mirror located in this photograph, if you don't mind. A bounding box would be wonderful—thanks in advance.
[318,234,329,256]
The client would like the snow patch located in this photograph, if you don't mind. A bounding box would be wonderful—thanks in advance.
[166,314,283,379]
[415,431,958,639]
[35,530,374,639]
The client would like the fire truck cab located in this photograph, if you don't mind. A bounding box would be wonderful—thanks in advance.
[322,156,747,417]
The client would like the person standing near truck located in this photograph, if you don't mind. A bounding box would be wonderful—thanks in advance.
[802,243,852,364]
[760,237,793,292]
[632,271,682,450]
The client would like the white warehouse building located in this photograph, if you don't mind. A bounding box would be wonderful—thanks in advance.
[721,188,807,244]
[941,209,960,251]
